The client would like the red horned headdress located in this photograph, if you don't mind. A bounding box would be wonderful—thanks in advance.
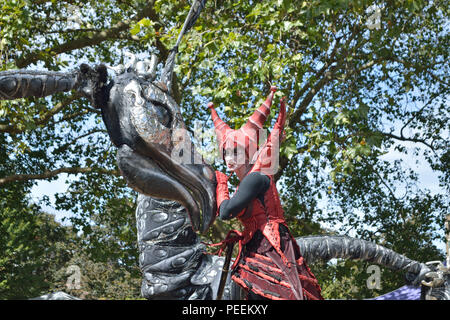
[207,86,277,162]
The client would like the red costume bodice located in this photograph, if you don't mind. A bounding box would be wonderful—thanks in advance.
[236,174,286,248]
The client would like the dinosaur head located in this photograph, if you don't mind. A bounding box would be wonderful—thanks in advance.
[420,261,450,300]
[89,55,217,233]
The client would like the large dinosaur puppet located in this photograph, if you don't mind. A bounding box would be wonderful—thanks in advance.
[0,0,447,300]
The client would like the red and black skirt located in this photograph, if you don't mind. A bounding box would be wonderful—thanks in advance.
[231,225,323,300]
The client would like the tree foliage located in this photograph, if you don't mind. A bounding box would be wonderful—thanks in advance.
[0,0,448,299]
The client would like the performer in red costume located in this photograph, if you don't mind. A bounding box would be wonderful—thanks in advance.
[207,87,323,300]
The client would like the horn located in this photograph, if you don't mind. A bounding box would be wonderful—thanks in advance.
[146,54,158,81]
[124,52,137,72]
[106,64,125,75]
[207,102,233,149]
[160,48,177,92]
[0,69,77,100]
[238,86,277,147]
[160,0,207,93]
[241,86,277,133]
[135,60,147,76]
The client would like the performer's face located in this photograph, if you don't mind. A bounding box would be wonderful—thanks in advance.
[223,144,247,172]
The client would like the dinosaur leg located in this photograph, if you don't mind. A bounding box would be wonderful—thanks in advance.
[136,194,232,300]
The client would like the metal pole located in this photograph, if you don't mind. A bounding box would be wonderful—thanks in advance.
[216,242,234,300]
[445,215,450,267]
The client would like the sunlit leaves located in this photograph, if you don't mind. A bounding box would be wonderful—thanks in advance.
[0,0,448,300]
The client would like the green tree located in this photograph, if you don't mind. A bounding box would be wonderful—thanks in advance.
[50,249,142,300]
[0,194,141,299]
[0,193,76,298]
[0,0,448,299]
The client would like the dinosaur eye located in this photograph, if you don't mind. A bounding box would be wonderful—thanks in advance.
[150,100,171,128]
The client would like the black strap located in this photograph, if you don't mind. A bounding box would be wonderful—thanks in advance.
[161,0,207,91]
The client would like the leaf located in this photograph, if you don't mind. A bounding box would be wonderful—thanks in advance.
[130,23,140,36]
[292,53,303,61]
[283,21,294,31]
[138,18,154,28]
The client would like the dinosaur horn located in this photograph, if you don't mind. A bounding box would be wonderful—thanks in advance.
[124,52,137,72]
[146,54,158,80]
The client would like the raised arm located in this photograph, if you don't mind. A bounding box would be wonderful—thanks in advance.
[219,172,270,220]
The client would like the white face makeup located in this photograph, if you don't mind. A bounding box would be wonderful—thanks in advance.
[223,145,248,172]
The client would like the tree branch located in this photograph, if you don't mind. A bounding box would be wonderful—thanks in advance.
[291,36,343,109]
[0,93,81,135]
[289,25,363,127]
[381,132,435,152]
[290,66,338,126]
[16,1,158,68]
[54,129,108,153]
[399,92,440,138]
[0,166,120,186]
[363,158,407,202]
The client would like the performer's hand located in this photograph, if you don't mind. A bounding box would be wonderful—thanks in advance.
[280,129,287,143]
